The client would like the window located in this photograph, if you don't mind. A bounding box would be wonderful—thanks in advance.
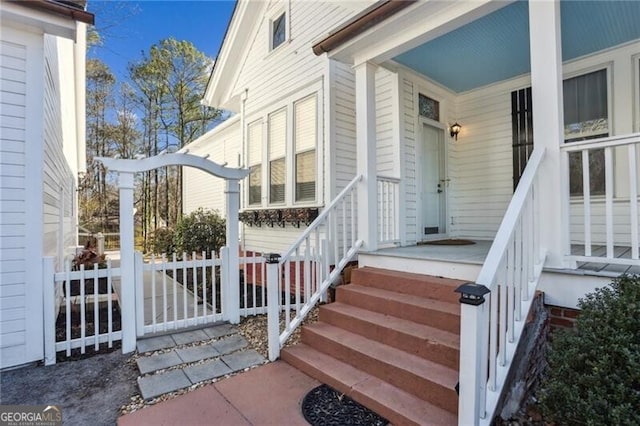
[268,109,286,203]
[294,95,317,202]
[271,12,286,50]
[247,120,262,205]
[418,93,440,121]
[564,69,609,196]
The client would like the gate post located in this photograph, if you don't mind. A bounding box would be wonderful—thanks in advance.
[43,257,56,365]
[225,179,241,324]
[118,172,136,353]
[134,251,144,337]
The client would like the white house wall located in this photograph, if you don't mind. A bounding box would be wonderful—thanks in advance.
[43,34,77,265]
[183,118,241,217]
[0,26,46,369]
[224,0,367,254]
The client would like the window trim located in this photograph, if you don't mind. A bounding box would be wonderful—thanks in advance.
[268,5,289,53]
[268,108,287,205]
[243,81,323,210]
[563,66,613,198]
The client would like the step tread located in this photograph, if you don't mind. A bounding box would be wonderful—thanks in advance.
[305,322,458,389]
[341,284,460,316]
[354,267,466,287]
[322,302,460,350]
[282,344,457,426]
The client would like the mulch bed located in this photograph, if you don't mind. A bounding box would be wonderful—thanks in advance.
[302,384,388,426]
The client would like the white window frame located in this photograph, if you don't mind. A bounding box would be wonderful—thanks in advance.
[246,119,264,207]
[562,65,613,198]
[268,107,287,205]
[268,3,289,53]
[243,80,323,210]
[293,93,318,204]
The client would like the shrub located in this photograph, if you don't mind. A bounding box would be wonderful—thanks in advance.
[151,227,176,255]
[174,208,226,255]
[539,275,640,425]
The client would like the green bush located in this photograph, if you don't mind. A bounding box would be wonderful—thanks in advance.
[151,227,176,255]
[174,208,226,255]
[539,275,640,425]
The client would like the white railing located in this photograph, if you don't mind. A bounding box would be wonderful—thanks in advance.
[266,175,363,361]
[44,257,122,365]
[458,148,546,426]
[561,133,640,265]
[377,175,400,245]
[136,250,267,335]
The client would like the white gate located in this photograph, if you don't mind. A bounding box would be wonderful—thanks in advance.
[94,153,249,353]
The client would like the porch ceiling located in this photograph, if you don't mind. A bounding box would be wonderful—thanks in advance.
[393,1,640,93]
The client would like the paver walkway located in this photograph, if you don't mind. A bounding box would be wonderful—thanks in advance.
[135,323,266,400]
[119,361,319,426]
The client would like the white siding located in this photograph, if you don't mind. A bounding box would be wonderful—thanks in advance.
[0,37,28,368]
[183,118,242,217]
[376,68,397,177]
[450,83,513,240]
[232,1,360,116]
[332,61,357,194]
[42,35,77,264]
[401,77,418,245]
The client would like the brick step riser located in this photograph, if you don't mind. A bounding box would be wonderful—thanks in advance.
[301,328,458,414]
[319,307,460,370]
[280,350,424,426]
[350,270,461,304]
[336,287,461,335]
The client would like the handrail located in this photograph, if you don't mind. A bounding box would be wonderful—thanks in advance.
[267,174,363,361]
[476,147,545,287]
[561,132,640,152]
[459,147,547,426]
[280,175,363,262]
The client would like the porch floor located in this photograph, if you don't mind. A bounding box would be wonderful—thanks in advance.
[372,240,640,277]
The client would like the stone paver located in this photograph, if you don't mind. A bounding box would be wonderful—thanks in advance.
[171,329,209,345]
[183,359,232,384]
[136,335,176,353]
[203,324,237,339]
[211,334,248,355]
[222,350,266,372]
[176,344,219,364]
[137,370,191,400]
[136,351,183,375]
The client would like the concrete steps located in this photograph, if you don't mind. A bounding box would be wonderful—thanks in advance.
[281,266,461,425]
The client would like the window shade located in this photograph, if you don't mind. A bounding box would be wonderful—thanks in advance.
[269,108,286,159]
[270,158,285,203]
[296,150,315,202]
[248,120,262,166]
[295,95,316,153]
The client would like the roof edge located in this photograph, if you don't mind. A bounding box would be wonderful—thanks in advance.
[312,0,416,56]
[10,0,95,25]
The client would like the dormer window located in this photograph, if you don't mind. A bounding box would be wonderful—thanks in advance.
[271,12,286,50]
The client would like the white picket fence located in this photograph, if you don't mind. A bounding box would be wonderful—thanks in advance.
[44,249,269,364]
[44,258,123,365]
[135,250,267,335]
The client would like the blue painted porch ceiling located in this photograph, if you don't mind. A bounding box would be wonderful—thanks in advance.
[393,1,640,93]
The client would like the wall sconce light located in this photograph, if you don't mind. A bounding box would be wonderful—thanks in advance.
[450,122,461,140]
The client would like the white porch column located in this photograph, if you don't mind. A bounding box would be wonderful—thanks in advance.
[225,178,240,324]
[529,0,566,268]
[355,62,378,252]
[118,172,136,353]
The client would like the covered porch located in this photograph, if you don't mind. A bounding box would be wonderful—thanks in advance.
[323,0,640,272]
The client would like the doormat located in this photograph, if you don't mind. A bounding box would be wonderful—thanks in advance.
[419,239,476,246]
[301,384,388,426]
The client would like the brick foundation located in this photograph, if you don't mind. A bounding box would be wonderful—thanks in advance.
[547,305,580,330]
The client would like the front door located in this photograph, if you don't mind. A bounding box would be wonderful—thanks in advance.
[421,124,447,239]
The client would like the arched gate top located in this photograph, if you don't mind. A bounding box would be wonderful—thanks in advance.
[95,153,249,180]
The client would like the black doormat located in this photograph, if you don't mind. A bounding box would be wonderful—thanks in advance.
[301,384,389,426]
[419,239,476,246]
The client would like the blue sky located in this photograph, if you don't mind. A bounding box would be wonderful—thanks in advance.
[87,0,236,80]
